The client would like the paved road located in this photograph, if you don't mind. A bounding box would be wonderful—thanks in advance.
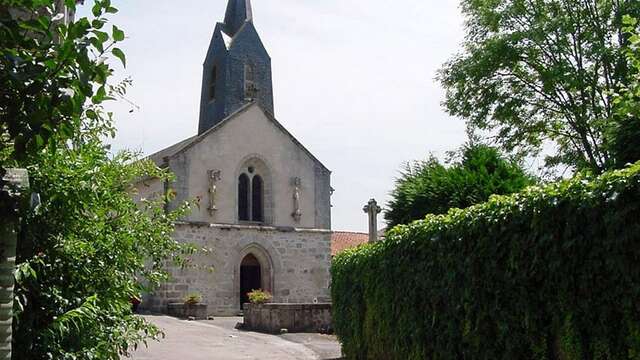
[128,316,342,360]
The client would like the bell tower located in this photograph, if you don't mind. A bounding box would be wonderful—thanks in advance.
[198,0,274,135]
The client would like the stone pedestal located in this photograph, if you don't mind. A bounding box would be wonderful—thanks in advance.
[243,303,332,334]
[0,169,29,360]
[166,303,208,320]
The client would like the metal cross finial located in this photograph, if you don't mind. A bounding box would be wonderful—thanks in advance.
[363,198,382,243]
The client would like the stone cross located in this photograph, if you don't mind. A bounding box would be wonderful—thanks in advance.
[363,198,382,243]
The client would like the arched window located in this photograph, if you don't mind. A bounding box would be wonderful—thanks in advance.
[209,66,218,100]
[238,173,250,221]
[238,162,269,223]
[252,175,263,222]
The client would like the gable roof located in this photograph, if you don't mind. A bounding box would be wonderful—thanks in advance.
[145,102,330,172]
[147,135,197,166]
[331,231,369,256]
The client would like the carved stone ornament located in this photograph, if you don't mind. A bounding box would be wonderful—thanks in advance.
[291,177,302,223]
[207,170,222,215]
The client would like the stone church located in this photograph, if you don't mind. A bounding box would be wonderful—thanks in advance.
[134,0,333,316]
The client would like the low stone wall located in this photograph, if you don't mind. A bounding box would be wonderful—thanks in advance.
[166,303,208,320]
[243,303,332,334]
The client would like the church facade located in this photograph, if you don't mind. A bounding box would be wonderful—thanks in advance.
[134,0,333,316]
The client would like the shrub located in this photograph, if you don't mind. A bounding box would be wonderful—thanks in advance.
[248,290,272,305]
[184,293,202,306]
[332,162,640,360]
[1,1,196,358]
[385,144,534,228]
[13,139,194,359]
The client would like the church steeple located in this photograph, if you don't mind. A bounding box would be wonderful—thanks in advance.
[198,0,274,135]
[224,0,253,36]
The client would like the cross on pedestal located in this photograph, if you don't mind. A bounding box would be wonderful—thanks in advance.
[363,198,382,243]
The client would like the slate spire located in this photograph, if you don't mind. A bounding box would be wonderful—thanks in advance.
[224,0,253,36]
[198,0,274,135]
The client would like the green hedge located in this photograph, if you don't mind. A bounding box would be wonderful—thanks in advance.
[332,163,640,360]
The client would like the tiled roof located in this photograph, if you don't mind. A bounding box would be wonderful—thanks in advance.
[331,231,369,256]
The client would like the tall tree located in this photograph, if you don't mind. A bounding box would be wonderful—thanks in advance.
[0,1,194,357]
[439,0,640,173]
[610,16,640,167]
[0,0,125,215]
[385,144,534,227]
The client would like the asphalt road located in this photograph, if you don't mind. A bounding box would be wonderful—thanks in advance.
[127,315,342,360]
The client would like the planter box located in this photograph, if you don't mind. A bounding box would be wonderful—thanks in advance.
[167,303,208,320]
[243,303,332,334]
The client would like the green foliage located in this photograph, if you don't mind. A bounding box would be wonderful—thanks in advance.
[183,293,202,306]
[0,1,197,358]
[610,16,640,168]
[439,0,640,173]
[0,0,127,219]
[385,144,534,227]
[248,290,272,305]
[0,0,125,165]
[12,136,194,359]
[332,162,640,359]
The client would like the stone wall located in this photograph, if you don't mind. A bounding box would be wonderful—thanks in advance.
[141,222,332,316]
[163,105,332,230]
[243,303,332,334]
[166,303,208,320]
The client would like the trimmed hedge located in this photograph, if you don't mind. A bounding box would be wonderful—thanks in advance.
[332,163,640,360]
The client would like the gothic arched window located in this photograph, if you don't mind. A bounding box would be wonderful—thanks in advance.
[210,66,218,100]
[238,173,250,221]
[238,162,269,223]
[252,175,264,222]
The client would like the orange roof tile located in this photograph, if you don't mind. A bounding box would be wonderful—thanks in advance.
[331,231,369,256]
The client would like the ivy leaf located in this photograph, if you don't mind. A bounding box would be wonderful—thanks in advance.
[112,25,125,42]
[92,86,107,104]
[90,37,104,53]
[623,15,638,26]
[92,19,106,29]
[35,134,44,148]
[92,30,109,43]
[92,2,102,17]
[64,0,77,10]
[112,48,126,68]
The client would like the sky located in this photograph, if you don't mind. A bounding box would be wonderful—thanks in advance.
[80,1,467,232]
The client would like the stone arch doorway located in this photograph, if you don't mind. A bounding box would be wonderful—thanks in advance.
[240,254,262,309]
[236,244,274,311]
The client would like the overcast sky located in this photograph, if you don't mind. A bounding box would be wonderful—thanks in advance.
[82,1,467,232]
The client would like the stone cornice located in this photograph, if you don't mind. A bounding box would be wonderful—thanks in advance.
[174,221,332,234]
